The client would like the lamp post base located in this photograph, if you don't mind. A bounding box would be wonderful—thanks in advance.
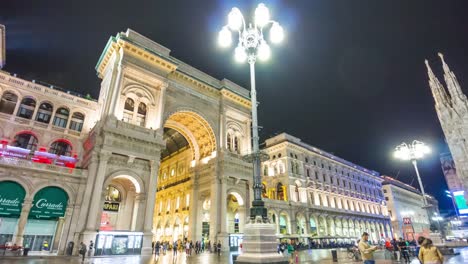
[235,217,288,264]
[250,200,268,220]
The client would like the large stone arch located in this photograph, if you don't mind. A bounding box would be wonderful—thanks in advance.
[162,109,217,161]
[104,169,145,194]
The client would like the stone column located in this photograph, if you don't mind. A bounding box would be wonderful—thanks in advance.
[51,217,65,252]
[10,99,22,121]
[143,160,159,232]
[75,152,99,233]
[134,193,146,231]
[57,205,75,255]
[84,151,111,234]
[188,181,199,242]
[13,198,33,246]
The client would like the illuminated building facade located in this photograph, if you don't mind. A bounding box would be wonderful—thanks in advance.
[382,176,434,240]
[261,133,392,244]
[0,26,393,256]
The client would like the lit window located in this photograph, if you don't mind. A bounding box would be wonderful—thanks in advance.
[17,98,36,119]
[53,107,69,128]
[49,140,72,156]
[13,133,38,151]
[36,102,53,123]
[69,112,85,132]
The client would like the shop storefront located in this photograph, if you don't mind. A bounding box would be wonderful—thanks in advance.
[94,231,143,255]
[0,181,25,245]
[25,186,68,252]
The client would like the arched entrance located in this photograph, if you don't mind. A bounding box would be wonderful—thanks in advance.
[0,181,26,245]
[25,186,69,252]
[96,174,144,256]
[154,110,217,245]
[226,192,245,251]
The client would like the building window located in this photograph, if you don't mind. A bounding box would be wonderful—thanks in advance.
[383,189,387,193]
[53,107,69,128]
[35,102,53,123]
[385,197,389,201]
[49,140,72,156]
[227,133,232,151]
[123,98,134,122]
[315,171,319,179]
[234,136,240,153]
[0,92,18,114]
[13,132,38,151]
[69,112,85,132]
[307,169,310,177]
[136,102,147,126]
[17,98,36,119]
[277,183,285,200]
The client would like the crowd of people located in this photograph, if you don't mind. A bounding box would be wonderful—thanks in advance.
[151,239,222,257]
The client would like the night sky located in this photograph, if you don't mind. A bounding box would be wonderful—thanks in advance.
[2,0,468,213]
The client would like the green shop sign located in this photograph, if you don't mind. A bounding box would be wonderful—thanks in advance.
[29,187,68,219]
[0,181,26,217]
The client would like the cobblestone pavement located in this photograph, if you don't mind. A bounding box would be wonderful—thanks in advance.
[0,247,466,264]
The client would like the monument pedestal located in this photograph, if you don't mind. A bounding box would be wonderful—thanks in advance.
[235,217,288,264]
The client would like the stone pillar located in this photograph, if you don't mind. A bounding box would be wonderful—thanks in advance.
[51,217,65,252]
[75,152,99,233]
[134,193,146,231]
[57,205,75,255]
[13,198,32,246]
[10,99,22,121]
[140,160,159,255]
[82,151,111,245]
[188,181,199,242]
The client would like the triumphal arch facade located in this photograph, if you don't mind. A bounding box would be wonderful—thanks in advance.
[78,29,254,254]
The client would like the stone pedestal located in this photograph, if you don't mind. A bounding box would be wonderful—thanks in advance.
[235,218,288,264]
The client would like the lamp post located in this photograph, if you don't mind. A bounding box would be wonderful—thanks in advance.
[445,190,460,220]
[394,140,431,207]
[219,3,284,221]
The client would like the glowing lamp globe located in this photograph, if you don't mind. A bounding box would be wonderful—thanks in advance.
[255,3,270,27]
[234,46,247,63]
[228,8,243,31]
[218,27,232,48]
[270,22,284,44]
[257,41,271,61]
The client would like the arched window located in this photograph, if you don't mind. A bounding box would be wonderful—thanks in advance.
[69,112,85,132]
[17,98,36,119]
[262,183,267,198]
[123,98,134,123]
[226,133,232,151]
[263,165,268,176]
[136,102,146,126]
[35,102,53,123]
[277,183,284,201]
[13,133,38,151]
[234,136,240,153]
[0,92,18,114]
[49,140,72,156]
[53,108,69,128]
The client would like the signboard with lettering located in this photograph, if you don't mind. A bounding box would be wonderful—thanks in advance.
[103,202,120,212]
[29,187,68,219]
[0,181,25,217]
[403,217,412,225]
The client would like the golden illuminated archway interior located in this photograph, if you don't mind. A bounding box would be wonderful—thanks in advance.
[164,111,216,161]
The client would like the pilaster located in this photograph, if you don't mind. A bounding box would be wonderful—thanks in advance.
[12,198,32,246]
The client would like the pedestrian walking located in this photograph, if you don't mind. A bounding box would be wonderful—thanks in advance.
[173,240,178,256]
[88,240,94,257]
[418,238,443,264]
[358,232,378,264]
[155,241,160,255]
[79,242,87,262]
[216,240,221,256]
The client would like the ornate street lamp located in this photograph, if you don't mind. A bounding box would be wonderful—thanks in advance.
[394,140,431,207]
[219,3,284,221]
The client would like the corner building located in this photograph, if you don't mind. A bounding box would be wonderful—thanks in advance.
[0,27,390,256]
[261,134,392,245]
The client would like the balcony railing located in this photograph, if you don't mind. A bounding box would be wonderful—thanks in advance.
[0,145,82,176]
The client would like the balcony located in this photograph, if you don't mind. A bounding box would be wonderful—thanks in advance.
[0,145,82,177]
